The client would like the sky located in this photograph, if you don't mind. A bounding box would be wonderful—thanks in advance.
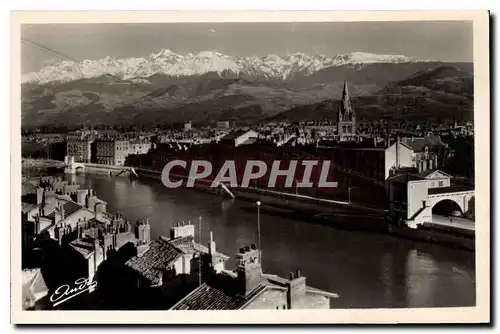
[21,21,473,74]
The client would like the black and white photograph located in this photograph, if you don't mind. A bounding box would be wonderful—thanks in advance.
[11,11,490,324]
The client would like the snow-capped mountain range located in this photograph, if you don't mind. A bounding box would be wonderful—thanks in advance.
[22,50,428,85]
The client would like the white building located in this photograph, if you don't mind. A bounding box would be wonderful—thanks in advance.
[221,129,259,147]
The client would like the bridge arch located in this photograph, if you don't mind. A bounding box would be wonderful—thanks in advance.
[431,198,463,216]
[64,156,86,174]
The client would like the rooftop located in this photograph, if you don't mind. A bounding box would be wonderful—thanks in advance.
[171,271,338,310]
[125,238,184,286]
[401,135,446,152]
[22,202,39,214]
[170,273,268,310]
[168,235,229,260]
[46,201,85,220]
[68,238,96,259]
[22,182,38,196]
[222,129,257,141]
[418,169,453,178]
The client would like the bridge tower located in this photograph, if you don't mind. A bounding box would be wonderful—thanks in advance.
[64,155,84,174]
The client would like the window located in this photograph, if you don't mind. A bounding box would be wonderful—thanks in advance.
[438,181,443,187]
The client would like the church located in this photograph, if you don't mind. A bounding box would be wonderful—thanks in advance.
[337,81,357,142]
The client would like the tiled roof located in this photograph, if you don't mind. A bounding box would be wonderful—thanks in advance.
[418,169,453,178]
[22,268,49,309]
[222,130,257,141]
[22,182,38,196]
[402,135,446,152]
[168,236,229,260]
[68,238,96,259]
[46,201,85,220]
[171,279,267,310]
[22,202,39,214]
[115,232,137,249]
[125,239,183,286]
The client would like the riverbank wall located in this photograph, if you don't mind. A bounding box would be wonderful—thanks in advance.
[134,168,475,251]
[82,163,133,177]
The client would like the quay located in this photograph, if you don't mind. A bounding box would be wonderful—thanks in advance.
[132,167,474,251]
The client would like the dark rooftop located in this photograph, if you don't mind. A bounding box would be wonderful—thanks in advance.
[222,130,256,141]
[402,135,446,152]
[22,202,39,214]
[68,238,96,259]
[46,201,85,220]
[22,182,38,196]
[170,276,267,310]
[125,238,183,286]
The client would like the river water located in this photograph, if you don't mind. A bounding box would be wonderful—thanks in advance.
[64,172,476,309]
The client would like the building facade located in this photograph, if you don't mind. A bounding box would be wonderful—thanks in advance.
[95,139,131,166]
[66,139,93,163]
[129,139,152,155]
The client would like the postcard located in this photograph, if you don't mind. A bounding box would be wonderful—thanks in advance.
[11,10,490,324]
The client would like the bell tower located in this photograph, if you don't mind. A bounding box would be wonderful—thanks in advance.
[337,81,356,139]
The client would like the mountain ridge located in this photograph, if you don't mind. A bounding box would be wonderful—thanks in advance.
[22,50,430,85]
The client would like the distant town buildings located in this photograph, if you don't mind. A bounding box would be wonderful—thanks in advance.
[217,121,231,129]
[220,129,259,147]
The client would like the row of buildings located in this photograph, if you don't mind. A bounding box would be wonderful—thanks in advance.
[21,176,338,310]
[66,131,152,166]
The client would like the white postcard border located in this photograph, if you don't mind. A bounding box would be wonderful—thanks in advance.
[10,10,490,324]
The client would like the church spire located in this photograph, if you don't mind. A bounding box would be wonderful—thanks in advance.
[341,80,351,112]
[342,80,349,100]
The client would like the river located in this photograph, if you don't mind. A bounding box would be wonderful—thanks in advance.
[64,172,476,309]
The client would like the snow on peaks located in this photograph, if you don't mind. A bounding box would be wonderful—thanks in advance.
[331,52,415,65]
[151,49,178,59]
[22,50,424,84]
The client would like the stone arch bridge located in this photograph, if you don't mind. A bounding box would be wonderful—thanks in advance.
[63,156,85,174]
[427,188,475,215]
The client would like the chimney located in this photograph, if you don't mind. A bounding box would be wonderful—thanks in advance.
[235,245,264,297]
[76,189,88,206]
[56,225,64,246]
[93,238,101,272]
[208,231,216,255]
[43,190,56,215]
[60,204,65,220]
[54,204,64,224]
[286,269,307,310]
[36,188,44,205]
[395,136,400,168]
[170,221,195,239]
